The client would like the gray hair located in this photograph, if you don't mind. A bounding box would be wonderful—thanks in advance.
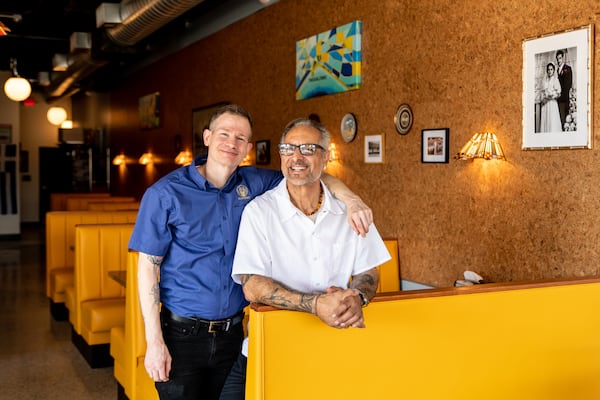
[280,118,331,148]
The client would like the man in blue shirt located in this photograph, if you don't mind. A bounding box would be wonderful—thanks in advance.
[128,104,372,400]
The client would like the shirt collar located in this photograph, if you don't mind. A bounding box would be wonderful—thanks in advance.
[276,179,345,222]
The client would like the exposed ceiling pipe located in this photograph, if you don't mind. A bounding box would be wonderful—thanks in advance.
[45,0,203,100]
[106,0,205,47]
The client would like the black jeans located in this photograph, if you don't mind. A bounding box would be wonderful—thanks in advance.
[219,352,247,400]
[156,309,244,400]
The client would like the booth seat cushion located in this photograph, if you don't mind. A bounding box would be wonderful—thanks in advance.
[81,298,125,333]
[51,268,74,302]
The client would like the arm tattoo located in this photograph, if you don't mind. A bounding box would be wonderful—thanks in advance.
[241,274,319,314]
[145,254,163,305]
[351,271,378,299]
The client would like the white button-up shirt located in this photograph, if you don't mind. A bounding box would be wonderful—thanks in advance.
[231,179,391,292]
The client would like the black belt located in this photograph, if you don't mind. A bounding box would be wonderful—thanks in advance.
[161,307,244,334]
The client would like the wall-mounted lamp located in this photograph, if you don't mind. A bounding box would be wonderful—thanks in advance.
[112,154,127,166]
[4,58,31,102]
[47,106,68,126]
[139,152,154,165]
[60,120,73,129]
[174,150,193,165]
[328,143,339,162]
[455,132,506,161]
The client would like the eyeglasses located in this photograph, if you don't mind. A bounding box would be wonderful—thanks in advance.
[278,143,326,156]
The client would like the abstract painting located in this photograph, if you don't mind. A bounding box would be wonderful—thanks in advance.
[296,20,362,100]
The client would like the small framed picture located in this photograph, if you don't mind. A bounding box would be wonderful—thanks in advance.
[421,128,449,163]
[256,140,270,165]
[364,134,384,163]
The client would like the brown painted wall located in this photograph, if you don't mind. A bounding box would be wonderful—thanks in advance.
[109,0,600,287]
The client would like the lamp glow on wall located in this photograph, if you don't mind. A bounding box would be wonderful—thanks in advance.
[47,106,68,126]
[328,143,339,162]
[139,152,154,165]
[4,58,32,102]
[112,154,127,166]
[455,132,506,161]
[174,150,193,165]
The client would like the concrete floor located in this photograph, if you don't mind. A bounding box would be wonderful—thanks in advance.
[0,224,116,400]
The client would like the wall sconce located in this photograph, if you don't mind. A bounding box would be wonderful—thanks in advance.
[240,153,252,166]
[328,143,339,162]
[455,132,506,161]
[139,152,154,165]
[60,120,73,129]
[112,154,127,166]
[174,150,193,165]
[47,106,68,126]
[3,58,31,102]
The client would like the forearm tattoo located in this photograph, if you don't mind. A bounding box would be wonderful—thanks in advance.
[145,254,163,305]
[351,272,378,299]
[241,274,319,314]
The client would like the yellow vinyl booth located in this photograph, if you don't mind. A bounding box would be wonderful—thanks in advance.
[110,251,159,400]
[67,223,134,368]
[45,210,138,320]
[65,196,137,211]
[50,193,111,211]
[87,201,140,211]
[246,279,600,400]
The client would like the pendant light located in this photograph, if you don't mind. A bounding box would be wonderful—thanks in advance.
[4,58,31,102]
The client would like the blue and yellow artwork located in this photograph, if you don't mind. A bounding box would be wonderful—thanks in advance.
[296,20,362,100]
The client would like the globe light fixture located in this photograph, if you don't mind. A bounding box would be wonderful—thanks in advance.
[3,58,32,102]
[47,106,68,126]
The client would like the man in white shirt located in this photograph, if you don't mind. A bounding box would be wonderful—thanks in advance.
[219,117,391,399]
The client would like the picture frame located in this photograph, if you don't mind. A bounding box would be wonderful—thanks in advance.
[421,128,449,163]
[138,92,160,129]
[256,140,270,165]
[364,134,384,163]
[192,102,228,157]
[522,25,593,150]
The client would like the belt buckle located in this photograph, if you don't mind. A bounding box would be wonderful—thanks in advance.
[208,319,230,333]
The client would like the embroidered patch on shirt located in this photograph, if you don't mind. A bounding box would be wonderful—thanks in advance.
[236,184,250,200]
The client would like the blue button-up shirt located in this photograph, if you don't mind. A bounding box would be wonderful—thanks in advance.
[129,156,282,319]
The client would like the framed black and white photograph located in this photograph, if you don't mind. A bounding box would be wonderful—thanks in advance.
[421,128,449,163]
[364,134,384,163]
[522,25,593,150]
[256,140,270,165]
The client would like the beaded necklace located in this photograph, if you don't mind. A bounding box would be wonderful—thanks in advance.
[304,187,324,216]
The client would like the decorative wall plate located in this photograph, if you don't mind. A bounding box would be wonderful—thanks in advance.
[340,113,357,143]
[394,104,413,135]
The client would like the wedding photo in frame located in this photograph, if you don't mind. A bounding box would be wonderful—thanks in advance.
[421,128,449,163]
[522,25,593,150]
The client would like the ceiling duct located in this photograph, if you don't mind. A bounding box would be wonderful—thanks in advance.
[105,0,205,47]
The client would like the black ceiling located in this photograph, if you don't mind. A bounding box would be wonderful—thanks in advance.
[0,0,274,99]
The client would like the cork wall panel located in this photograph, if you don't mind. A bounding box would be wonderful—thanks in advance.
[108,0,600,287]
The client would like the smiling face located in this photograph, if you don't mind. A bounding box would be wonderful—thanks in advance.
[280,124,329,187]
[203,112,253,169]
[546,63,555,78]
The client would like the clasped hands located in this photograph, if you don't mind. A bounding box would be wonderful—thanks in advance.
[315,286,365,329]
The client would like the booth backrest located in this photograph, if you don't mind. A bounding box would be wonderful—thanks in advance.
[45,210,138,298]
[87,201,140,211]
[70,223,133,334]
[377,239,400,293]
[65,196,137,211]
[50,193,110,211]
[246,279,600,400]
